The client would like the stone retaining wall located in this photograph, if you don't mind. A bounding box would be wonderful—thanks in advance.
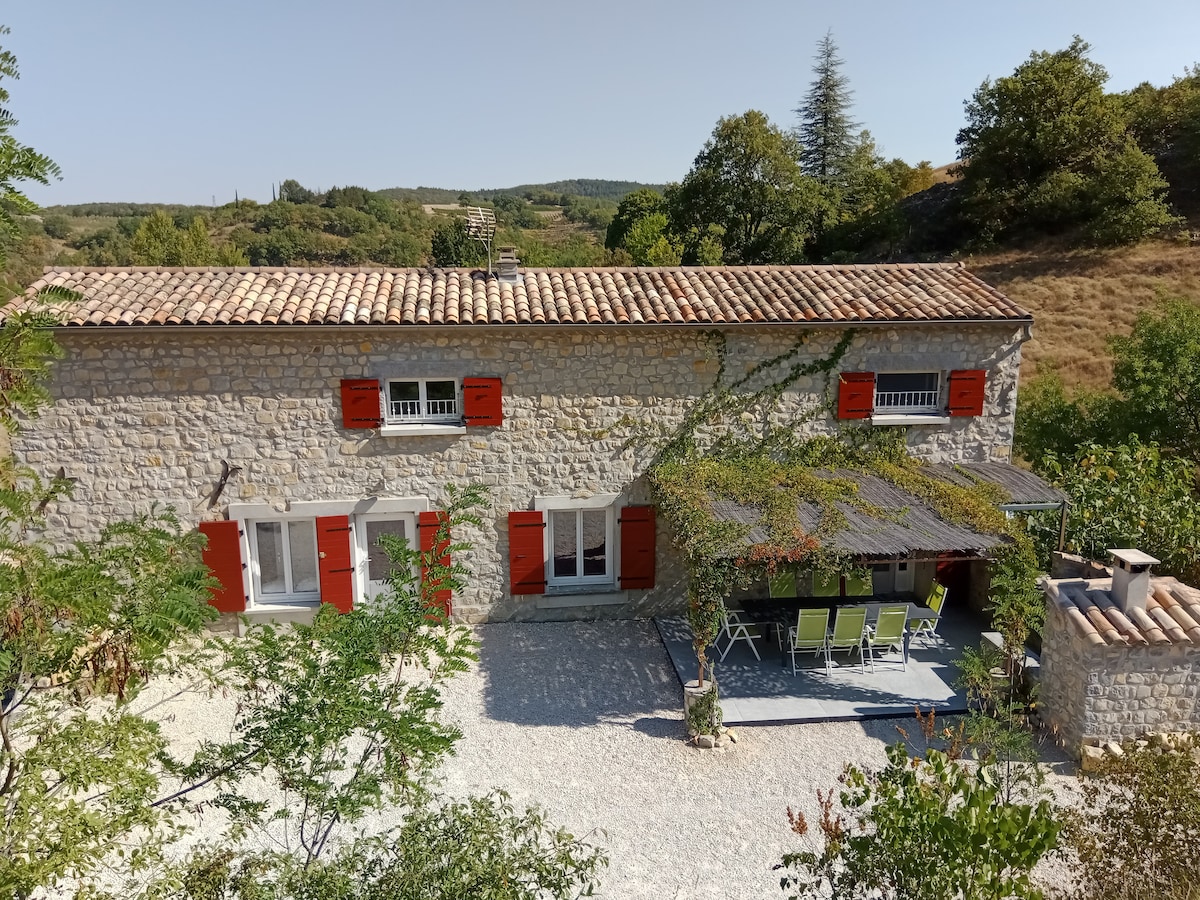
[1040,600,1200,747]
[14,323,1023,621]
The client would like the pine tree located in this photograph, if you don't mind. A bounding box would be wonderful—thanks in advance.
[795,30,859,184]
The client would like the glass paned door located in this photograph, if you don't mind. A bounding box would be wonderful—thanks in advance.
[356,514,415,602]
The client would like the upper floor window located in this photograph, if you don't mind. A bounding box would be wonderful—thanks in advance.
[386,379,459,425]
[874,372,941,415]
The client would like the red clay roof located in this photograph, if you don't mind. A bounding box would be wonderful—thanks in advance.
[1046,575,1200,646]
[6,264,1031,327]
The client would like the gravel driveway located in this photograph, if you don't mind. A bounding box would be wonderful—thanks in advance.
[433,620,937,900]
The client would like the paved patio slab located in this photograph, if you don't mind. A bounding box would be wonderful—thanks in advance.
[655,608,974,724]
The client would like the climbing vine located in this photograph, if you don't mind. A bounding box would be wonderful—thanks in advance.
[640,328,1041,686]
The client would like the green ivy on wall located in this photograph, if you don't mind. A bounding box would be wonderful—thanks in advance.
[638,328,1041,685]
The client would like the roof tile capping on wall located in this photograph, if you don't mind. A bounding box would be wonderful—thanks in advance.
[1040,557,1200,750]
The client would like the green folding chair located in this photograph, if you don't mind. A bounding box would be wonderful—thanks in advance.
[812,571,841,598]
[865,605,909,672]
[787,607,830,676]
[824,606,868,675]
[909,583,947,646]
[844,571,873,597]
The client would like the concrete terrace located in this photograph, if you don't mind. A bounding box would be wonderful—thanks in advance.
[655,608,975,725]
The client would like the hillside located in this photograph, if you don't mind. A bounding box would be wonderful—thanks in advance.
[969,241,1200,389]
[377,179,667,204]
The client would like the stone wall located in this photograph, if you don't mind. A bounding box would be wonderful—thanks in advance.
[1040,601,1200,747]
[13,322,1024,622]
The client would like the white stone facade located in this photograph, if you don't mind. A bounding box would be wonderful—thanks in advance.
[14,322,1025,622]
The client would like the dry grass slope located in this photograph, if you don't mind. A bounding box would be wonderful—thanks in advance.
[968,242,1200,390]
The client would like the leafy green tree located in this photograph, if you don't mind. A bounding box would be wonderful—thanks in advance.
[604,188,666,250]
[1110,295,1200,463]
[795,30,859,186]
[623,212,681,266]
[955,37,1175,245]
[278,178,316,204]
[156,793,606,900]
[130,211,237,266]
[1034,438,1200,583]
[40,214,70,240]
[671,110,820,264]
[430,217,485,267]
[0,466,216,897]
[1122,66,1200,217]
[1013,371,1119,468]
[0,26,62,267]
[779,743,1058,899]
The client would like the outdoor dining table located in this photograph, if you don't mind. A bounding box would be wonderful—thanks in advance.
[740,592,937,649]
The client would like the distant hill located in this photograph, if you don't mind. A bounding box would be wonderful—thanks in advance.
[378,179,668,204]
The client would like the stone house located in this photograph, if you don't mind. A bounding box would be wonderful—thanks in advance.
[3,263,1046,625]
[1041,550,1200,747]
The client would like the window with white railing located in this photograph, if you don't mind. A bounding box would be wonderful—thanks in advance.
[873,372,941,414]
[385,379,460,424]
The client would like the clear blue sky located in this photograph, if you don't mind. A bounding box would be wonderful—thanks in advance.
[6,0,1199,205]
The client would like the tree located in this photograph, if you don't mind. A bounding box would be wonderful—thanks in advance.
[779,742,1058,899]
[622,212,681,266]
[155,793,606,900]
[278,178,316,204]
[0,467,216,897]
[1110,295,1200,463]
[795,30,859,185]
[1034,438,1200,583]
[604,188,666,250]
[955,37,1175,244]
[430,217,485,267]
[0,26,62,266]
[130,210,235,266]
[671,110,821,264]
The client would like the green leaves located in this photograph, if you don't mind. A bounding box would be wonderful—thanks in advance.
[955,36,1175,246]
[780,744,1059,900]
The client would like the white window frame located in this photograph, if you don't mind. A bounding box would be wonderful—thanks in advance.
[384,378,461,425]
[873,371,942,414]
[354,511,419,603]
[535,494,619,591]
[247,517,320,605]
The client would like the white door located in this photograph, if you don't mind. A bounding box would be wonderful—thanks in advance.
[355,513,416,603]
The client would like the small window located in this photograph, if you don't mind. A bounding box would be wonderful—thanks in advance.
[874,372,941,414]
[385,379,459,424]
[548,507,614,587]
[250,519,319,602]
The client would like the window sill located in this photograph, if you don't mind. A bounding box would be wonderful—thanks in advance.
[870,414,951,426]
[536,589,626,609]
[380,423,467,437]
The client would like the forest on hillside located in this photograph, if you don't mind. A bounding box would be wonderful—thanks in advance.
[2,34,1196,296]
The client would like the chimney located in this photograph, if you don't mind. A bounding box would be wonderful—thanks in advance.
[497,246,520,284]
[1108,549,1160,612]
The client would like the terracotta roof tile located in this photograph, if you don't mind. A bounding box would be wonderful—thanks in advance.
[1047,575,1200,646]
[3,264,1032,328]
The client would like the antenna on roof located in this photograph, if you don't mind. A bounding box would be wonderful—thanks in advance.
[464,206,497,274]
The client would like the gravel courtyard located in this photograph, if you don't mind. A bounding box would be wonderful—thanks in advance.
[133,619,1076,900]
[432,620,951,900]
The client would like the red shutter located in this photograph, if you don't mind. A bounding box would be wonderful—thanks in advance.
[316,515,355,613]
[340,378,382,429]
[508,511,547,595]
[199,520,246,613]
[462,377,503,427]
[837,372,875,419]
[419,510,452,615]
[618,506,656,590]
[948,369,986,417]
